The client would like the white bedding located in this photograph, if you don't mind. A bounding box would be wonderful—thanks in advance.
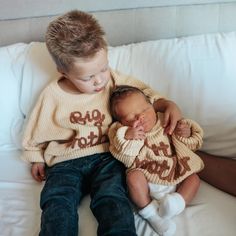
[1,31,236,236]
[0,151,236,236]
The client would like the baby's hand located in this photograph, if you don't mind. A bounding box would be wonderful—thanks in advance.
[31,162,46,182]
[174,120,191,138]
[125,125,146,140]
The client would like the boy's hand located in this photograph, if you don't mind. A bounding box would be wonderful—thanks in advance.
[125,121,146,140]
[174,120,191,138]
[31,162,46,182]
[162,100,182,135]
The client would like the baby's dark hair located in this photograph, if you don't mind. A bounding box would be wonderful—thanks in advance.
[110,85,151,121]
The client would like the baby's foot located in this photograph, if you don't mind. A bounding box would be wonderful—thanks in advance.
[139,200,176,235]
[159,193,185,219]
[148,217,176,236]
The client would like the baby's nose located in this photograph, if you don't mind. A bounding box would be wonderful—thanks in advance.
[137,113,144,122]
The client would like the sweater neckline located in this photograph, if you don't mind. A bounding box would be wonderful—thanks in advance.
[146,113,164,137]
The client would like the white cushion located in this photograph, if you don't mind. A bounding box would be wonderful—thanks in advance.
[0,43,28,151]
[1,32,236,158]
[20,43,59,117]
[0,42,59,151]
[1,150,236,236]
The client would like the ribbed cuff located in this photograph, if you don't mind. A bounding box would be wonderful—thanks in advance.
[21,150,44,163]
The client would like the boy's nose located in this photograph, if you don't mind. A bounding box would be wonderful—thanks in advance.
[94,75,103,85]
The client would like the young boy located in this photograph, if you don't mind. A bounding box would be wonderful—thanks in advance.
[108,85,204,236]
[21,10,182,236]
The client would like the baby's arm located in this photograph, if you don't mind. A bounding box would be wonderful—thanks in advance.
[125,120,146,140]
[174,120,191,138]
[108,122,144,168]
[173,119,203,151]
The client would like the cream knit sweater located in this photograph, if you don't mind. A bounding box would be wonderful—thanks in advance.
[108,113,204,186]
[21,70,162,166]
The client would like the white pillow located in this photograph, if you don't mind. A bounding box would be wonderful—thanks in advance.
[2,32,236,158]
[0,43,29,151]
[0,42,59,151]
[20,42,59,117]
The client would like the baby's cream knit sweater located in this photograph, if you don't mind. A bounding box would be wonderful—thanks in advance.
[108,114,204,186]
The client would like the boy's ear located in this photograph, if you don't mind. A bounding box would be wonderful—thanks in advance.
[57,67,67,77]
[57,67,63,74]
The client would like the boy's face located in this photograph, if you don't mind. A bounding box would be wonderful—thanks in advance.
[115,92,157,132]
[62,49,111,94]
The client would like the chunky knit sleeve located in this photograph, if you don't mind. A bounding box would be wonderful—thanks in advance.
[108,122,144,168]
[172,119,203,151]
[21,91,47,163]
[21,85,63,164]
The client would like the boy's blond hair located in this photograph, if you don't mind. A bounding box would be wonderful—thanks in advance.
[45,10,107,72]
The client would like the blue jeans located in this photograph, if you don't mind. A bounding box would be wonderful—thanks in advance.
[39,152,137,236]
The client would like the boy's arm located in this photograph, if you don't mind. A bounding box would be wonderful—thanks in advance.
[21,92,47,164]
[31,162,46,182]
[172,119,203,151]
[153,98,182,135]
[108,122,144,168]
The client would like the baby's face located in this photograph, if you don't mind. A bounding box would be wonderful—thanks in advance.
[62,48,111,94]
[116,92,157,132]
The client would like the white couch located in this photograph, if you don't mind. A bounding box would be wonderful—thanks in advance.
[1,1,236,235]
[1,31,236,235]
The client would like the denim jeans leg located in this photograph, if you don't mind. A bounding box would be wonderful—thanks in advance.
[90,153,137,236]
[39,160,84,236]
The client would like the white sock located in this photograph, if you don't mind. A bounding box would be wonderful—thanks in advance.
[139,200,176,236]
[159,193,186,219]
